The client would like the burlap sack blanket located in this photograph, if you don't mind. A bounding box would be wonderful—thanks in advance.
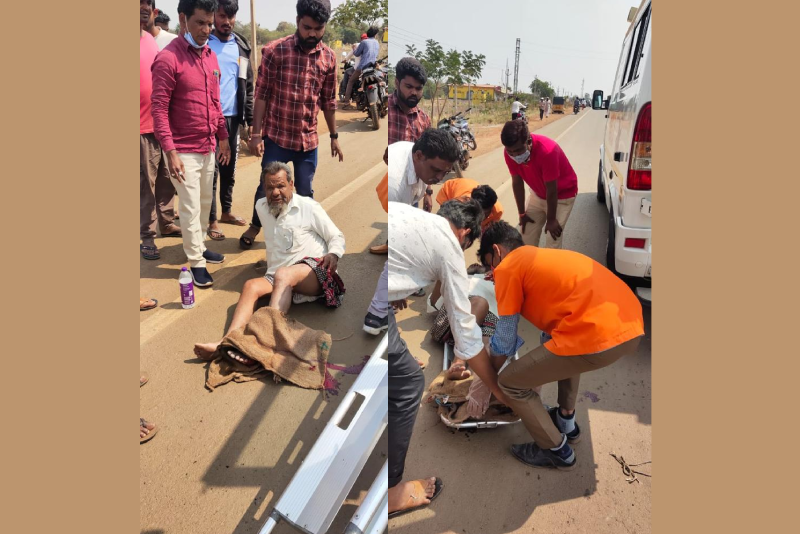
[424,369,518,425]
[205,307,332,391]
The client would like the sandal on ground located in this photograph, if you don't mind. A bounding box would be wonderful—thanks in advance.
[220,214,248,226]
[140,298,158,311]
[207,228,225,241]
[223,348,259,369]
[160,225,182,238]
[140,245,160,260]
[140,372,150,387]
[140,418,159,444]
[388,478,444,519]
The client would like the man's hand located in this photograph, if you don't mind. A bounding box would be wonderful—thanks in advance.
[319,253,339,273]
[242,125,252,142]
[383,146,388,165]
[391,299,408,311]
[519,213,535,233]
[166,150,186,183]
[249,135,264,158]
[423,192,433,212]
[217,139,231,166]
[545,219,563,240]
[464,348,512,406]
[484,270,495,283]
[331,138,344,162]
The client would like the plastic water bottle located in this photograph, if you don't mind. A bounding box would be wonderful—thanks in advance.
[179,267,195,309]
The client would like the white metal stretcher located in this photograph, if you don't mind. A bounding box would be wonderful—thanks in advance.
[259,334,388,534]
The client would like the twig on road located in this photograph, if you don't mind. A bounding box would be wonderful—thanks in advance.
[610,453,652,484]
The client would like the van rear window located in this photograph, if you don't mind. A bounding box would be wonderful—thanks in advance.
[553,97,565,105]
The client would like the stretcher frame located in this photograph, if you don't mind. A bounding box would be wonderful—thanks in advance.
[259,334,388,534]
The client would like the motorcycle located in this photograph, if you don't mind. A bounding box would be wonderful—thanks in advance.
[437,107,476,171]
[517,108,529,125]
[338,56,356,101]
[343,56,388,131]
[573,101,580,115]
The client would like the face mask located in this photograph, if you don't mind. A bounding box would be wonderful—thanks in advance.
[509,149,530,165]
[184,31,205,49]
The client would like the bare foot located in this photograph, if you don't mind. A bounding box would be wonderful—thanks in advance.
[194,341,221,361]
[140,418,159,443]
[388,477,438,515]
[220,213,248,226]
[446,358,471,381]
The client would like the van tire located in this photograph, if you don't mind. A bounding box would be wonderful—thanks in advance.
[596,161,606,203]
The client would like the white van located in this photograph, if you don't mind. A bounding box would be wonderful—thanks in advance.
[594,0,652,304]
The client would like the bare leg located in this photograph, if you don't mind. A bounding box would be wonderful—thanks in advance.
[268,264,321,314]
[447,297,490,381]
[193,277,274,360]
[430,280,442,307]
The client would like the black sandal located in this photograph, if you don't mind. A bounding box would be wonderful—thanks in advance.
[239,235,254,249]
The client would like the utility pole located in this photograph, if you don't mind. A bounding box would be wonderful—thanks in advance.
[581,78,584,99]
[513,38,520,94]
[250,0,259,67]
[505,59,511,99]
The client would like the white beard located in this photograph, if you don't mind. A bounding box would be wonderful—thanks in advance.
[268,201,289,218]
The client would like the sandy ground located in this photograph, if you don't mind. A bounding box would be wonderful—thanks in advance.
[389,109,652,533]
[140,107,388,534]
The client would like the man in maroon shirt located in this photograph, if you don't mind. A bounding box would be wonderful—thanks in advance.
[240,0,342,250]
[151,0,232,287]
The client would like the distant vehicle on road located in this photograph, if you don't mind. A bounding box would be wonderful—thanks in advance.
[593,0,652,304]
[552,96,565,113]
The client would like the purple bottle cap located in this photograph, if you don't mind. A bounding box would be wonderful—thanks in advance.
[182,267,188,271]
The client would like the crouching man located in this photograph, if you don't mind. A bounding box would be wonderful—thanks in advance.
[479,221,644,470]
[194,161,346,365]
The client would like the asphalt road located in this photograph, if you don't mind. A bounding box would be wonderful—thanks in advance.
[139,109,389,534]
[389,109,653,534]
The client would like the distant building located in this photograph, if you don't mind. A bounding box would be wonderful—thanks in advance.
[447,84,502,103]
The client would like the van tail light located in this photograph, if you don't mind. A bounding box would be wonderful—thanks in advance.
[625,238,646,249]
[627,102,651,190]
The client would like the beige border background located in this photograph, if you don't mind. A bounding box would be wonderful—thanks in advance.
[2,1,799,533]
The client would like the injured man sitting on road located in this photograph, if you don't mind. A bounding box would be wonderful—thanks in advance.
[194,162,346,367]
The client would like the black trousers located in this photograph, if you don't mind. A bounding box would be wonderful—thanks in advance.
[210,115,241,222]
[388,310,425,488]
[539,109,545,120]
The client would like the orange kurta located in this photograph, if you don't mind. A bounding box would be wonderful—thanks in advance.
[494,246,644,356]
[435,178,503,230]
[376,173,389,213]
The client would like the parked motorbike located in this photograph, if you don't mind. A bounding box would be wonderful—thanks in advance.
[437,107,476,170]
[342,56,388,130]
[338,56,356,101]
[517,109,529,125]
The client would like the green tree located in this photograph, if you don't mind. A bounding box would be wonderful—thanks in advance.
[529,77,555,99]
[406,40,447,120]
[461,50,486,105]
[331,0,387,28]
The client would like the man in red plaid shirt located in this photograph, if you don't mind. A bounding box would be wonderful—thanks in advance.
[241,0,343,250]
[388,57,431,146]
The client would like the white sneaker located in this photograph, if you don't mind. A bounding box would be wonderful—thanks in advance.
[292,293,320,305]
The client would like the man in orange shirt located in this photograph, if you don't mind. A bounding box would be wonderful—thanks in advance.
[435,178,502,231]
[478,221,644,470]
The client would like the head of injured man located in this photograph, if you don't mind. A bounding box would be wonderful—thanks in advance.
[438,198,484,251]
[412,129,460,186]
[477,220,525,270]
[262,161,294,218]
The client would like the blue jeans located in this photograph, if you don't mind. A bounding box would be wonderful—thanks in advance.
[252,137,318,228]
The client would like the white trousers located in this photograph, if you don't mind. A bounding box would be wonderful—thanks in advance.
[171,152,215,268]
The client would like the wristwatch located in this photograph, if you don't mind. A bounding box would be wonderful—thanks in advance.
[330,133,339,139]
[426,188,433,195]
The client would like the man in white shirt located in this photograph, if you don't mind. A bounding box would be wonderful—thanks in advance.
[141,0,178,51]
[363,129,459,335]
[511,97,527,121]
[194,162,346,365]
[386,199,512,517]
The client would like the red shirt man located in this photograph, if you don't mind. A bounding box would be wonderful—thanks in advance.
[502,121,578,249]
